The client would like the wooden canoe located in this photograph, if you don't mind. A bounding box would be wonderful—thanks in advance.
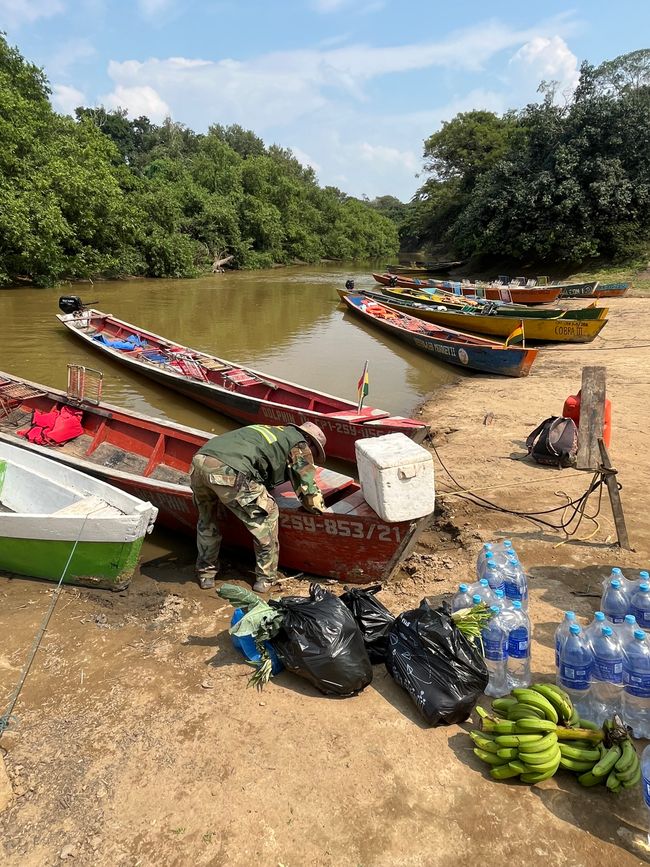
[342,296,537,377]
[0,371,429,584]
[372,273,562,305]
[376,286,605,320]
[0,440,157,590]
[560,282,629,299]
[57,308,428,463]
[336,289,608,342]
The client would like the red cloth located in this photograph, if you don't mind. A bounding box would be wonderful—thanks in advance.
[17,406,84,446]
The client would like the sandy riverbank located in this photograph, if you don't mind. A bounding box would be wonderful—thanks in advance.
[1,296,649,866]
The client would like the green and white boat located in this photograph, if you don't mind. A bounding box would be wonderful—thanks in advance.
[0,441,157,590]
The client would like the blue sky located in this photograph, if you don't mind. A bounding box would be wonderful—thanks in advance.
[2,1,648,200]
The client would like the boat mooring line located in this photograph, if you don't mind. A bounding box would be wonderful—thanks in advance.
[0,507,100,737]
[436,471,588,498]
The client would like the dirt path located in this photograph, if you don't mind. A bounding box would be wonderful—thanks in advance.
[1,297,649,866]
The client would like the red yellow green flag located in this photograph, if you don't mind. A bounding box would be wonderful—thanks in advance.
[505,321,525,347]
[357,360,369,411]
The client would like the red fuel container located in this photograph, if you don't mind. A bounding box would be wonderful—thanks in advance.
[563,390,612,447]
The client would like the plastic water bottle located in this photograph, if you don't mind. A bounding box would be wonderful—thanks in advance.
[477,540,516,575]
[585,611,606,649]
[482,605,509,697]
[601,566,625,593]
[452,583,474,612]
[554,611,576,668]
[558,624,593,719]
[602,579,629,625]
[502,555,528,608]
[623,630,650,738]
[590,625,624,723]
[485,561,505,593]
[616,613,639,645]
[631,582,650,631]
[628,570,650,598]
[469,578,497,606]
[476,543,494,577]
[506,600,531,689]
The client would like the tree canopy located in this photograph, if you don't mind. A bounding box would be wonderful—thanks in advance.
[403,49,650,264]
[0,35,398,287]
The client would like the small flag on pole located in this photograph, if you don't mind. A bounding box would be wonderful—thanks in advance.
[505,321,525,347]
[357,360,369,411]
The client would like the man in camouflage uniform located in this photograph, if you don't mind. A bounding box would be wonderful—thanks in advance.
[189,422,327,591]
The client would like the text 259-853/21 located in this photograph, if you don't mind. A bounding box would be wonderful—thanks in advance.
[280,512,402,542]
[260,407,381,438]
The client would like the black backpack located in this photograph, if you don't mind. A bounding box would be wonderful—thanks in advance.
[526,416,578,468]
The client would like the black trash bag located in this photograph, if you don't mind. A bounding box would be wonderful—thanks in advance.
[339,584,395,664]
[269,583,373,696]
[385,600,488,726]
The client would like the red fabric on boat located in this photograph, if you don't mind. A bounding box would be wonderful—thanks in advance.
[17,406,83,446]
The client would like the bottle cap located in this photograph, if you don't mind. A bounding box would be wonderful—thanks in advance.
[483,543,493,551]
[472,595,482,605]
[612,568,622,575]
[503,540,513,548]
[490,605,501,615]
[594,611,605,621]
[569,624,581,635]
[565,611,576,620]
[495,589,505,599]
[480,579,489,587]
[602,626,613,637]
[640,582,650,592]
[625,615,637,625]
[487,562,498,570]
[640,571,649,580]
[459,583,469,592]
[512,601,522,610]
[634,629,646,641]
[610,579,621,589]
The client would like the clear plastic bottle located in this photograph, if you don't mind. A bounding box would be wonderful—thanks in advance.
[631,582,650,631]
[484,561,506,593]
[502,555,528,608]
[476,543,494,578]
[602,578,629,625]
[585,611,606,650]
[590,625,624,723]
[554,611,576,668]
[616,613,639,645]
[623,629,650,738]
[628,571,650,599]
[602,566,625,593]
[558,623,593,719]
[506,600,531,689]
[469,578,497,606]
[451,583,474,612]
[482,605,509,697]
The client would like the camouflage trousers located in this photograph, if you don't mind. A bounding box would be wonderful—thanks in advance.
[189,453,280,581]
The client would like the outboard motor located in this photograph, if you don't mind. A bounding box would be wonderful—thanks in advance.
[345,278,355,292]
[59,295,85,314]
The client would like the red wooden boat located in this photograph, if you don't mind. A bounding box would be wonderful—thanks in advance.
[0,370,429,584]
[372,273,562,305]
[56,304,427,463]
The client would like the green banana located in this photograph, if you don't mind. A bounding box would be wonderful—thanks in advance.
[492,697,518,714]
[606,769,622,791]
[507,704,546,721]
[496,747,519,760]
[515,718,557,734]
[518,732,558,754]
[622,764,642,789]
[558,743,601,762]
[615,740,637,774]
[479,711,518,734]
[519,746,562,767]
[577,770,606,787]
[578,718,602,732]
[617,757,641,783]
[556,726,604,744]
[531,683,572,723]
[545,683,573,705]
[490,763,523,780]
[569,707,581,726]
[512,689,559,723]
[470,733,500,753]
[520,757,561,783]
[473,748,509,766]
[494,733,544,748]
[592,744,622,778]
[559,755,598,772]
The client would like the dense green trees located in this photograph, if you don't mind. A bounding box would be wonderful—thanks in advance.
[0,36,397,286]
[406,50,650,264]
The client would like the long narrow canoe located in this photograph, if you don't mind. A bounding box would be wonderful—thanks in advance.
[0,371,428,584]
[378,286,605,320]
[337,289,608,343]
[560,282,629,299]
[342,296,537,377]
[57,307,427,463]
[0,440,157,590]
[372,273,562,305]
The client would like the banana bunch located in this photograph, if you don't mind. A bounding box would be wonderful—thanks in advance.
[573,717,641,793]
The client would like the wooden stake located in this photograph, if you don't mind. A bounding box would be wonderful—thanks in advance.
[598,437,632,550]
[576,366,606,470]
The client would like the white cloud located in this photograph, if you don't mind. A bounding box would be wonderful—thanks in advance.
[290,146,322,175]
[359,142,418,172]
[51,83,85,115]
[138,0,173,16]
[0,0,64,27]
[47,38,96,78]
[312,0,347,11]
[104,85,170,122]
[509,36,580,99]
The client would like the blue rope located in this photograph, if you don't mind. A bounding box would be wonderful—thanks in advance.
[0,513,91,737]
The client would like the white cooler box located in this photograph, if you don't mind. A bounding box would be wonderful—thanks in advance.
[355,433,435,522]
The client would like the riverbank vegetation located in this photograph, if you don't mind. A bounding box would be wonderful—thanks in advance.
[387,49,650,269]
[0,36,398,287]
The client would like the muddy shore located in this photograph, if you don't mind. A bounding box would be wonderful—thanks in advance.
[1,295,649,866]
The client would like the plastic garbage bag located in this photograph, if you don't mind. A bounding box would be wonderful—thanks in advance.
[270,583,373,696]
[339,584,395,664]
[385,600,488,726]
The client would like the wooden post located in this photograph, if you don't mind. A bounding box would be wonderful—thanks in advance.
[576,366,606,470]
[598,438,632,550]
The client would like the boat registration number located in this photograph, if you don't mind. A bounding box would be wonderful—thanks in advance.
[279,512,402,542]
